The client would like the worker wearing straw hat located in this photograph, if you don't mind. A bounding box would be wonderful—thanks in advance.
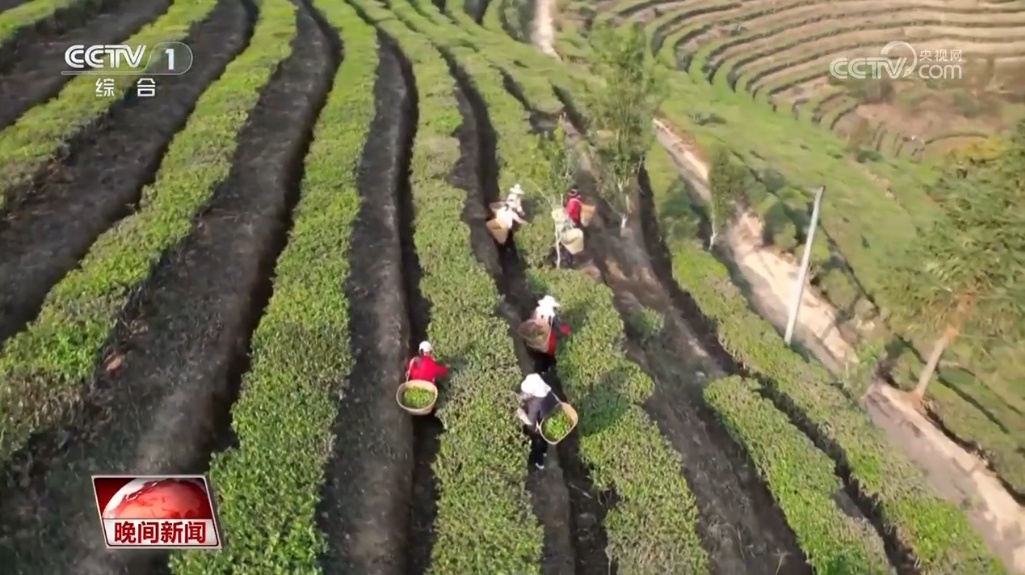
[505,183,527,216]
[516,373,560,470]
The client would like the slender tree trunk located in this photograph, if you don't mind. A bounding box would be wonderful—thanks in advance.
[913,324,959,399]
[621,189,630,230]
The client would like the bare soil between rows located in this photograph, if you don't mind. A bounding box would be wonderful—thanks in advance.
[314,33,441,575]
[633,166,920,573]
[526,89,810,570]
[0,0,173,132]
[0,0,133,69]
[0,0,252,347]
[0,1,333,572]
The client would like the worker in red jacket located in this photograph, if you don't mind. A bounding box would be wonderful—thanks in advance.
[406,341,449,387]
[532,295,571,374]
[564,186,583,228]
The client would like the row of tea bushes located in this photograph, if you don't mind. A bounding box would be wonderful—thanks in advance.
[0,0,220,202]
[0,0,294,463]
[705,376,891,573]
[353,1,545,572]
[643,146,1004,574]
[396,9,710,568]
[168,0,375,570]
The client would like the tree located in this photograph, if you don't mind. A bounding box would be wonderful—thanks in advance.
[525,123,577,201]
[881,121,1025,404]
[706,147,748,248]
[584,23,667,229]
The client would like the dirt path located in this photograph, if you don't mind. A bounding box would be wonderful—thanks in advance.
[651,116,1025,575]
[316,38,429,574]
[445,53,582,575]
[528,3,1025,572]
[652,120,856,372]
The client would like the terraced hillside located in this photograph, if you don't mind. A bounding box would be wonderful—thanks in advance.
[555,0,1025,504]
[575,0,1025,159]
[0,0,1013,573]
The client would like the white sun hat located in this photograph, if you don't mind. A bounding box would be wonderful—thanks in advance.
[537,295,560,309]
[418,341,433,354]
[520,373,551,398]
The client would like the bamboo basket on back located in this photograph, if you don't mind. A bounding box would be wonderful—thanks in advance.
[560,229,584,254]
[486,219,510,244]
[517,318,551,352]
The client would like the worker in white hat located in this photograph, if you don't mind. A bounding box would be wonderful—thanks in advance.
[504,183,526,216]
[529,295,571,374]
[516,373,560,470]
[494,202,527,234]
[405,340,449,388]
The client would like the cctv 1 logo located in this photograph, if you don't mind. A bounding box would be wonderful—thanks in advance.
[64,42,194,75]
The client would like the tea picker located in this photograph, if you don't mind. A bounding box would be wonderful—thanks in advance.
[517,295,571,375]
[406,341,448,386]
[505,183,526,215]
[547,198,585,269]
[515,373,560,471]
[564,186,583,228]
[396,341,448,415]
[486,183,528,247]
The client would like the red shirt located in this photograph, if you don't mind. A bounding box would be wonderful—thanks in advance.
[407,354,448,385]
[565,197,583,226]
[546,321,572,356]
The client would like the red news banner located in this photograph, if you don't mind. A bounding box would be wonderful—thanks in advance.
[92,475,223,549]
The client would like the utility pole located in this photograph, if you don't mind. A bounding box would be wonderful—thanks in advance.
[784,185,825,346]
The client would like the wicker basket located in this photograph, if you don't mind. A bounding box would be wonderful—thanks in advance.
[486,218,510,244]
[560,228,584,254]
[396,379,438,415]
[517,319,552,352]
[539,402,579,445]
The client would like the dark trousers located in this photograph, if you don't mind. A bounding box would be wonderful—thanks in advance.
[531,349,556,375]
[525,428,547,467]
[547,245,575,268]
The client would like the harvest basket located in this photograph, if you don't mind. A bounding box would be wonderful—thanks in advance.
[396,379,438,415]
[539,402,578,445]
[579,204,595,226]
[517,319,551,352]
[560,229,584,254]
[486,218,510,244]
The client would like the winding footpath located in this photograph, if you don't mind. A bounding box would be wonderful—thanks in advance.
[528,1,1025,570]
